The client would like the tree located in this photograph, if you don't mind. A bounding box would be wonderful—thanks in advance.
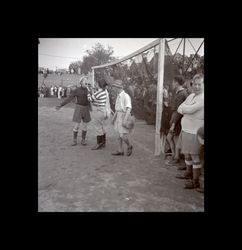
[81,43,116,74]
[81,55,97,75]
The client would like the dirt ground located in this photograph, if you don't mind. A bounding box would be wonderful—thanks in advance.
[38,97,204,212]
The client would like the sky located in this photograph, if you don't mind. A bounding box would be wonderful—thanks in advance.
[38,38,204,70]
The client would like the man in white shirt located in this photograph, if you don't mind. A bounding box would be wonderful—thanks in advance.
[111,80,133,156]
[175,74,204,189]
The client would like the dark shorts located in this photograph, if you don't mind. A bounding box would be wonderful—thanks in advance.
[72,104,91,123]
[169,112,182,136]
[160,106,171,135]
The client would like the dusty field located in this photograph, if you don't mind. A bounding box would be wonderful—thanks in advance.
[38,97,204,212]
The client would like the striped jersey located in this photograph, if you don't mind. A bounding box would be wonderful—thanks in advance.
[88,89,107,107]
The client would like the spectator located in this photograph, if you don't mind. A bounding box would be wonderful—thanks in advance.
[60,87,65,98]
[143,81,157,125]
[43,69,48,78]
[50,85,54,96]
[63,87,67,97]
[184,80,193,95]
[196,125,204,193]
[58,86,62,99]
[175,73,204,189]
[39,84,46,98]
[54,86,58,97]
[166,75,188,165]
[160,85,172,157]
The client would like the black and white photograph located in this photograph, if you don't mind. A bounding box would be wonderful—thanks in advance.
[38,38,204,212]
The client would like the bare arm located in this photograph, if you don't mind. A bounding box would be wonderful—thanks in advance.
[178,100,203,114]
[56,90,76,109]
[123,107,131,123]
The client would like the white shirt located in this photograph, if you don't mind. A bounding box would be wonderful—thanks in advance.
[178,92,204,134]
[115,90,132,112]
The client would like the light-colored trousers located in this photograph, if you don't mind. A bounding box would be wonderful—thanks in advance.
[92,106,107,136]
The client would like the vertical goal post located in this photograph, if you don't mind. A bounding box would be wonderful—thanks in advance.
[155,38,165,156]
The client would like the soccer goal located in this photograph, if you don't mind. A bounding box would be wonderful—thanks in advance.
[91,38,176,156]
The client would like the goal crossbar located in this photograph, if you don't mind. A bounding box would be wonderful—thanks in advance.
[92,38,161,70]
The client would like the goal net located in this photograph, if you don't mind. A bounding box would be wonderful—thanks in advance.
[92,39,179,155]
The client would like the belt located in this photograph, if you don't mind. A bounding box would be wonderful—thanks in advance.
[92,104,105,107]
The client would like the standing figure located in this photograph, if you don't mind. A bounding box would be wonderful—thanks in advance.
[54,86,58,97]
[111,80,134,156]
[56,76,91,146]
[166,75,188,165]
[88,79,110,150]
[50,85,54,96]
[175,74,204,189]
[57,86,62,99]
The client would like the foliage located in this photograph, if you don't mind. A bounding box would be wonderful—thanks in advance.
[69,43,116,75]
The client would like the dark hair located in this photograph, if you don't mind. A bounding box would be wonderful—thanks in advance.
[174,75,185,86]
[98,79,108,90]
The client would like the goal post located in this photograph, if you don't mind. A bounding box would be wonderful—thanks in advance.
[155,38,165,156]
[91,38,167,156]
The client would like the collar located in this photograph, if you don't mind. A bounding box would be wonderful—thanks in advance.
[118,90,125,96]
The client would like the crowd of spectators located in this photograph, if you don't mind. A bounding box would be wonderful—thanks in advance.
[38,85,68,98]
